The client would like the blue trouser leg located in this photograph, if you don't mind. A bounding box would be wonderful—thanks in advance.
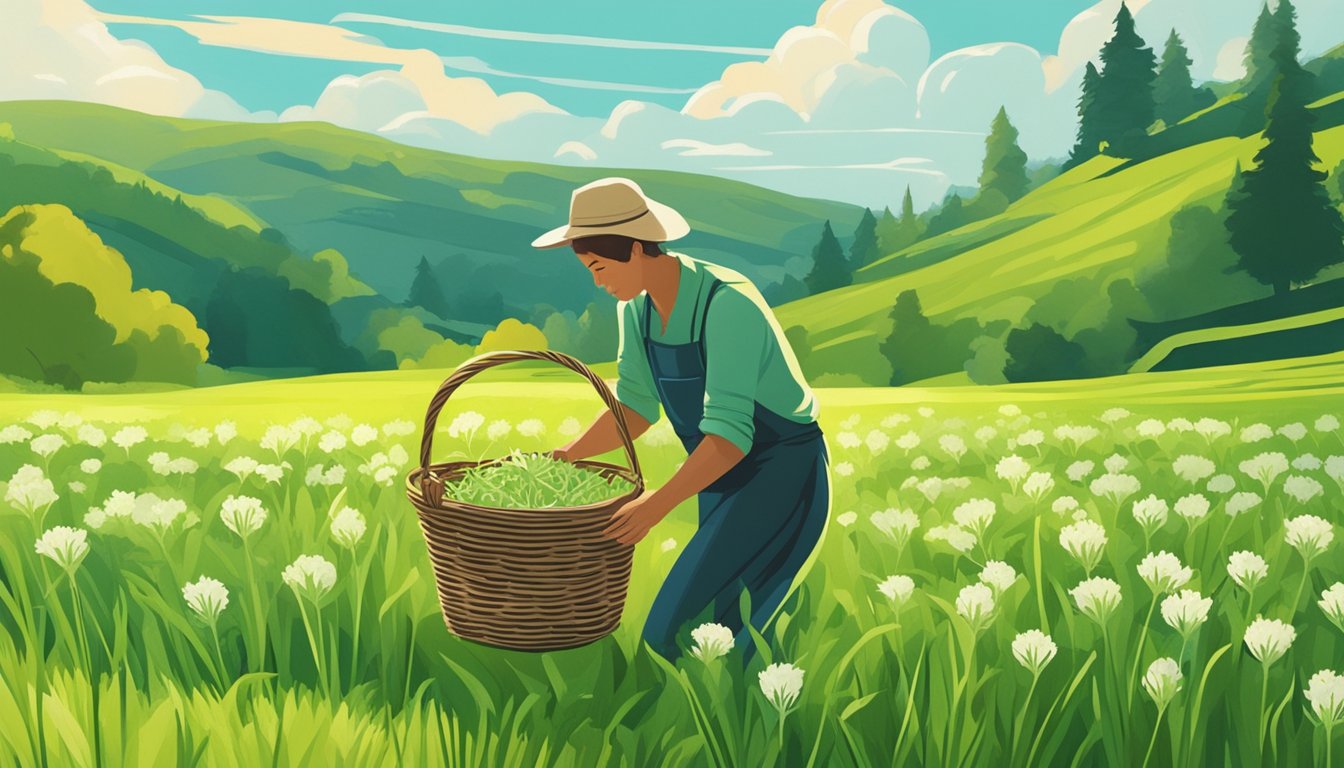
[641,435,829,664]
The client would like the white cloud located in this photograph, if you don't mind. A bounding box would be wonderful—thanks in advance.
[0,0,256,120]
[660,139,772,157]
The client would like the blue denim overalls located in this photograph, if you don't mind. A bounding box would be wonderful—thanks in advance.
[639,277,830,664]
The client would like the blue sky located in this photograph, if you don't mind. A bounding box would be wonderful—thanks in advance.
[95,0,1098,116]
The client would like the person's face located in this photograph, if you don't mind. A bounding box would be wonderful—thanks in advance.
[574,242,647,301]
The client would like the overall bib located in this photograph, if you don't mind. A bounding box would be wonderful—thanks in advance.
[639,277,830,663]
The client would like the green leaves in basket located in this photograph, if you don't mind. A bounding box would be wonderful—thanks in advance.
[442,449,635,508]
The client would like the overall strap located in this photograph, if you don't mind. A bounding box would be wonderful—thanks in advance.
[695,278,727,368]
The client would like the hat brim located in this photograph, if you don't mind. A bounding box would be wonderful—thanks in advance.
[531,198,690,250]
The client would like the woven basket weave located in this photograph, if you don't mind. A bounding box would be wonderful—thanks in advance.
[405,349,644,651]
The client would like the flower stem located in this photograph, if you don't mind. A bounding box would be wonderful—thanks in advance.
[1141,706,1165,768]
[1258,665,1270,759]
[1127,595,1159,714]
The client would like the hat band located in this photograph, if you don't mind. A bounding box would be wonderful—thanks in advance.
[571,208,650,228]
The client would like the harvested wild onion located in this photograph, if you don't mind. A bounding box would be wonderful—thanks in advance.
[442,449,635,508]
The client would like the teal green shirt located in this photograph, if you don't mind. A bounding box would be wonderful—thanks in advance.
[615,252,820,455]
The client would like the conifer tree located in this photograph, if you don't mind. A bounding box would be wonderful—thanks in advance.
[849,208,880,270]
[407,255,450,317]
[1225,2,1344,296]
[1068,62,1106,166]
[1242,2,1277,90]
[804,221,852,294]
[1154,29,1210,126]
[876,205,901,255]
[978,106,1029,203]
[1095,2,1158,154]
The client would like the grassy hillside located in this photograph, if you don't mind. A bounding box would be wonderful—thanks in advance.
[774,100,1344,383]
[0,101,865,316]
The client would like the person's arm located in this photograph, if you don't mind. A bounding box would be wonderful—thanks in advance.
[555,404,651,462]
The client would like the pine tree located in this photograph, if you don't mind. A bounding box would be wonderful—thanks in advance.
[849,208,881,270]
[1153,29,1207,126]
[1243,2,1277,91]
[978,106,1029,203]
[876,206,902,255]
[1068,62,1106,167]
[1095,2,1158,155]
[1225,7,1344,297]
[804,221,852,294]
[407,255,450,317]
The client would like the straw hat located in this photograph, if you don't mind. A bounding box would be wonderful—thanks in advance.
[531,177,690,249]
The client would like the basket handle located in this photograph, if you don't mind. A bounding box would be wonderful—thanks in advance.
[416,349,644,502]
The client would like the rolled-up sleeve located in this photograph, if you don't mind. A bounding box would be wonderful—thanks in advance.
[614,300,662,426]
[700,289,766,455]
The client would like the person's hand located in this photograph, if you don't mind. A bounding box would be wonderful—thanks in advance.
[603,488,671,546]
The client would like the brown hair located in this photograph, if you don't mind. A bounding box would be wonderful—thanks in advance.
[570,235,664,262]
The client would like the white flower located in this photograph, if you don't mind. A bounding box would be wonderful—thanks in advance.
[841,413,862,429]
[558,417,582,437]
[224,456,259,480]
[67,481,85,494]
[1228,551,1269,592]
[690,623,735,661]
[182,576,229,623]
[254,463,288,484]
[1131,494,1169,535]
[260,424,300,457]
[387,445,409,468]
[882,412,911,428]
[1090,473,1141,505]
[836,431,860,449]
[1059,519,1107,572]
[1071,577,1123,625]
[1243,616,1296,666]
[1161,589,1212,638]
[517,419,546,438]
[220,495,267,539]
[1066,460,1095,482]
[1305,669,1344,727]
[916,406,934,419]
[26,410,60,429]
[1239,452,1289,491]
[1240,423,1273,443]
[1225,491,1262,517]
[1318,583,1344,632]
[351,423,379,447]
[184,428,212,448]
[1055,424,1101,450]
[1022,472,1055,501]
[864,429,890,454]
[1103,453,1129,474]
[1206,474,1236,493]
[870,508,919,544]
[102,490,137,518]
[836,511,857,527]
[1277,422,1307,442]
[1143,658,1183,708]
[895,431,920,451]
[1136,419,1166,438]
[446,412,483,440]
[4,465,59,515]
[0,425,33,444]
[319,431,347,453]
[1138,551,1193,594]
[877,574,916,605]
[381,418,416,437]
[834,462,854,477]
[1013,630,1057,675]
[952,498,996,538]
[996,454,1031,483]
[914,476,944,502]
[758,662,805,713]
[1172,455,1216,483]
[925,524,978,553]
[282,554,337,602]
[84,507,106,529]
[660,537,677,553]
[487,419,512,441]
[910,456,931,471]
[29,434,64,458]
[956,583,996,632]
[979,561,1017,595]
[1317,415,1341,432]
[1174,494,1210,524]
[1285,515,1334,561]
[133,495,187,532]
[1166,417,1194,432]
[1052,496,1080,514]
[330,506,367,549]
[1100,407,1129,423]
[1194,418,1231,442]
[998,404,1021,417]
[214,420,237,445]
[939,433,967,460]
[35,526,89,571]
[290,416,323,440]
[1282,475,1323,505]
[1292,454,1322,471]
[111,425,148,452]
[1327,456,1344,488]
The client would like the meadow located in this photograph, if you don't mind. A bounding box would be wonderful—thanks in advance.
[0,363,1341,767]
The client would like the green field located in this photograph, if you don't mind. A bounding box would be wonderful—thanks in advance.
[0,353,1342,766]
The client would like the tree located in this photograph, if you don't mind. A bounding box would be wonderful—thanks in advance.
[476,318,548,354]
[1095,2,1158,155]
[1225,54,1344,296]
[924,193,966,237]
[1154,30,1214,126]
[1067,62,1107,167]
[878,289,934,385]
[804,221,851,294]
[875,206,902,256]
[978,107,1029,203]
[1242,2,1278,91]
[1003,323,1089,382]
[407,255,450,318]
[849,208,881,271]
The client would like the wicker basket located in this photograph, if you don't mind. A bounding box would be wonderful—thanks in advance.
[405,349,644,651]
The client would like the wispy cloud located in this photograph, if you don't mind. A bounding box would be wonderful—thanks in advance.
[763,127,988,136]
[714,158,949,177]
[441,56,700,94]
[330,13,772,56]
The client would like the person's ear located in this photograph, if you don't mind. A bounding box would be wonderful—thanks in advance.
[630,240,644,260]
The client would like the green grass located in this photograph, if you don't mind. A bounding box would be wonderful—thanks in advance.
[442,450,635,507]
[0,354,1341,766]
